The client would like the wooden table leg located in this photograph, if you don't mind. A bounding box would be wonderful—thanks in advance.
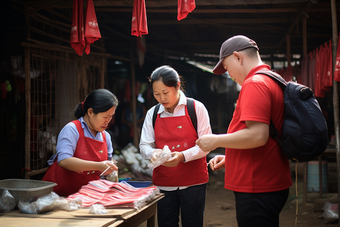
[147,213,155,227]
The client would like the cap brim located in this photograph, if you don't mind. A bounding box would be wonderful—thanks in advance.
[212,58,226,75]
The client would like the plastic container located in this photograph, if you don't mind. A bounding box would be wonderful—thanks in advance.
[307,161,328,192]
[0,179,57,204]
[124,181,152,188]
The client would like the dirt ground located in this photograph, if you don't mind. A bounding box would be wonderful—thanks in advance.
[140,168,339,227]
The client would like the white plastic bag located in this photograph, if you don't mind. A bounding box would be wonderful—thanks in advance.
[148,145,172,169]
[18,192,82,214]
[0,190,16,213]
[89,203,108,214]
[323,201,338,223]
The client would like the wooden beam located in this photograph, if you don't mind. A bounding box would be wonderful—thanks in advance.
[105,18,295,25]
[96,7,333,13]
[28,0,309,8]
[278,0,318,47]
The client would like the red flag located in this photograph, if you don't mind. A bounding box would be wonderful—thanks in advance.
[177,0,196,21]
[131,0,148,37]
[84,0,101,55]
[70,0,85,56]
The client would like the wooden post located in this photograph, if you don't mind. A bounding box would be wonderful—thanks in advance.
[302,17,307,57]
[286,33,291,66]
[24,47,31,179]
[100,56,105,88]
[330,1,340,225]
[302,16,308,204]
[319,156,323,198]
[130,41,138,147]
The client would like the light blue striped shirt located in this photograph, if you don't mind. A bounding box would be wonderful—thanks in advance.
[47,117,113,165]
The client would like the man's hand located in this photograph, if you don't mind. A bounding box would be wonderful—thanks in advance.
[208,155,225,171]
[162,152,184,167]
[196,134,218,152]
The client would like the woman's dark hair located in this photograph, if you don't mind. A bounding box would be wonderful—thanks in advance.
[75,89,119,119]
[149,65,185,91]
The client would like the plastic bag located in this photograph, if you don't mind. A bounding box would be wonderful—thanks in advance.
[323,201,338,223]
[0,190,16,213]
[148,145,172,170]
[18,192,82,214]
[106,170,118,182]
[106,160,118,182]
[89,203,108,214]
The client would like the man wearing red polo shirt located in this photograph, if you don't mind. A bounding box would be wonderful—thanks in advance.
[196,35,292,227]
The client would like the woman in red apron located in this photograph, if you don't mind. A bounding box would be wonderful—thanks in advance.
[139,66,212,227]
[43,89,118,196]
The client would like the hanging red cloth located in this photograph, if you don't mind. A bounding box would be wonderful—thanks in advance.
[70,0,85,56]
[320,44,328,93]
[84,0,101,55]
[131,0,148,37]
[314,48,325,98]
[325,41,333,88]
[177,0,196,21]
[334,35,340,82]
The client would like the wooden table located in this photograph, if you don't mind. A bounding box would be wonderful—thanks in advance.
[0,193,164,227]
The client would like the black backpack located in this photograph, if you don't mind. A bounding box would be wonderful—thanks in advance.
[255,70,328,162]
[152,98,197,133]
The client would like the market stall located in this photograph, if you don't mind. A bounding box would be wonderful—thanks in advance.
[0,178,163,227]
[0,193,164,227]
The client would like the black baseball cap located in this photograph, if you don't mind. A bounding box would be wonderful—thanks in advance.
[213,35,259,75]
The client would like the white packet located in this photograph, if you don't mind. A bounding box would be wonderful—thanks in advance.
[148,145,172,170]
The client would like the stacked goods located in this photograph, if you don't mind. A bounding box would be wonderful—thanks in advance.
[67,179,159,210]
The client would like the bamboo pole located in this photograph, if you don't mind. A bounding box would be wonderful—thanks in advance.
[330,1,340,226]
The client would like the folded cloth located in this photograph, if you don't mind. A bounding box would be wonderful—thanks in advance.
[84,0,101,55]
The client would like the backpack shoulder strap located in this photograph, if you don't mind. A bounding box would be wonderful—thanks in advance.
[255,70,285,142]
[255,70,287,90]
[152,103,161,128]
[187,98,197,132]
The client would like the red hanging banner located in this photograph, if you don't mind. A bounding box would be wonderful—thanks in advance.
[84,0,101,55]
[131,0,148,37]
[70,0,85,56]
[177,0,196,21]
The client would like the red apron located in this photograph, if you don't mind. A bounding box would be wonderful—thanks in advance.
[42,120,107,196]
[152,104,208,187]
